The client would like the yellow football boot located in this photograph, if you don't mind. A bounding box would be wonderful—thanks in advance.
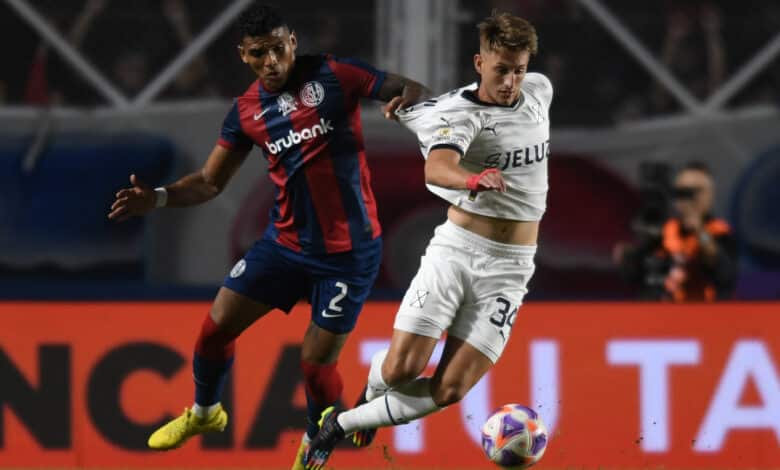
[147,404,228,450]
[290,432,311,470]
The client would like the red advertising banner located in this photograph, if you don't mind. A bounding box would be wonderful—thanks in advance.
[1,302,778,469]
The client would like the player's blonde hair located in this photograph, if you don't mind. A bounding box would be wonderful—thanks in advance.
[478,10,538,55]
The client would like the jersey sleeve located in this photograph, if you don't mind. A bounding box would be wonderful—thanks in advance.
[217,100,253,152]
[398,99,483,157]
[327,56,387,99]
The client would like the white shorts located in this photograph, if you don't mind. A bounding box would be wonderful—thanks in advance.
[394,220,536,363]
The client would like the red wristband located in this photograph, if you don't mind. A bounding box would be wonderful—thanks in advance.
[466,168,498,192]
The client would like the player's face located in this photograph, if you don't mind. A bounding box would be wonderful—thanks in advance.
[239,27,297,91]
[474,47,530,106]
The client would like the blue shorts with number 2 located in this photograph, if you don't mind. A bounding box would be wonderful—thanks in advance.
[223,236,382,334]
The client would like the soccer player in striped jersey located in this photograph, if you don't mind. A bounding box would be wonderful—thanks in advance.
[108,3,429,468]
[303,11,552,469]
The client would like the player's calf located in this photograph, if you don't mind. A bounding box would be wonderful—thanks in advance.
[430,378,471,407]
[349,384,377,447]
[301,359,343,439]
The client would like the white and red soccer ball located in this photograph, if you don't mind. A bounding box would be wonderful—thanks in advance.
[481,404,548,469]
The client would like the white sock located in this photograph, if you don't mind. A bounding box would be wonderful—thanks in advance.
[366,348,390,401]
[192,402,220,419]
[337,378,441,434]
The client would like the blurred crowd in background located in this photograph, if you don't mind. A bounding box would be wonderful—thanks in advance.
[2,0,779,302]
[1,0,373,107]
[2,0,779,124]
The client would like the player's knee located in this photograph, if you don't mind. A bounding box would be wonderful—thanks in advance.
[430,379,469,407]
[300,345,332,364]
[381,354,426,386]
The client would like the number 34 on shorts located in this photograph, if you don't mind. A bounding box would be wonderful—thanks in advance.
[489,296,519,342]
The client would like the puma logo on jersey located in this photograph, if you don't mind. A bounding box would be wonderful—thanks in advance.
[263,118,334,155]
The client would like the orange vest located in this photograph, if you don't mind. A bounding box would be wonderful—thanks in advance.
[661,218,730,302]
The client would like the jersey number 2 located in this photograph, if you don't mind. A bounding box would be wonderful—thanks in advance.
[328,281,349,312]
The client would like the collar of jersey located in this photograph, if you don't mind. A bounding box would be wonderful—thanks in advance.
[461,88,524,110]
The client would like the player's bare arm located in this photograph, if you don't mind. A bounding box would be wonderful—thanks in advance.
[108,144,249,221]
[378,72,432,120]
[425,148,506,192]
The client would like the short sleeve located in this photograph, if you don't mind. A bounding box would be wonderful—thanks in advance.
[425,112,482,156]
[524,72,553,110]
[327,56,387,99]
[398,102,483,158]
[217,100,253,152]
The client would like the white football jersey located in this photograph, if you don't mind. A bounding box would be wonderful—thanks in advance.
[397,72,553,221]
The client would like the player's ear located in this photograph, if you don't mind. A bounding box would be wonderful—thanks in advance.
[237,42,249,64]
[289,30,298,52]
[473,53,483,76]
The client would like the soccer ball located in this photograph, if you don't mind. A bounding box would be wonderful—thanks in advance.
[481,404,548,469]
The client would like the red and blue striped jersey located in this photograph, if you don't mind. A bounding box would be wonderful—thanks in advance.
[217,54,385,255]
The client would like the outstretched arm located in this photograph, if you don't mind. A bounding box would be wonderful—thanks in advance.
[377,72,432,120]
[108,144,249,221]
[425,148,505,193]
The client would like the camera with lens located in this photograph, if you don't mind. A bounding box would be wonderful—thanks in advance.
[632,161,673,240]
[621,162,676,299]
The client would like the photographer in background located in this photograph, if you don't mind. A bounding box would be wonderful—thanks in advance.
[615,162,737,301]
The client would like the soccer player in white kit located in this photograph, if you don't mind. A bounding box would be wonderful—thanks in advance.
[303,11,552,468]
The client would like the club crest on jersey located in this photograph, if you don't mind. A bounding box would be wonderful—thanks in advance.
[277,92,298,116]
[230,259,246,278]
[410,290,429,308]
[300,81,325,107]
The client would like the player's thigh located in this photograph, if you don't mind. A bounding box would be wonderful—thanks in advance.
[449,252,535,363]
[308,239,383,335]
[430,336,493,407]
[309,276,373,334]
[393,241,466,343]
[223,238,307,319]
[210,286,275,335]
[382,328,440,386]
[300,321,349,364]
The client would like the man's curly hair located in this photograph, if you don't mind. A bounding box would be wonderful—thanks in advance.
[478,10,538,55]
[237,2,288,38]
